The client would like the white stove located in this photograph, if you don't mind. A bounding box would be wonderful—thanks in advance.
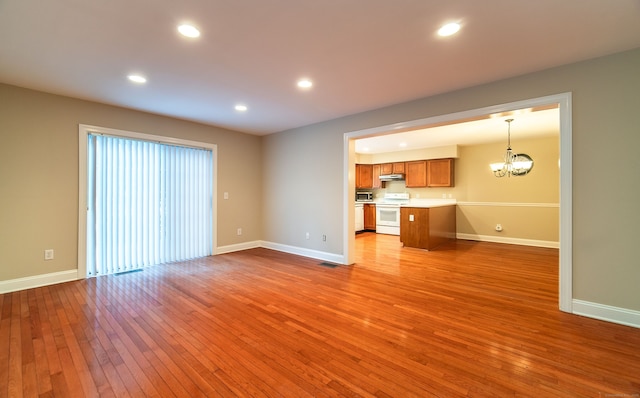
[376,192,410,207]
[375,193,409,235]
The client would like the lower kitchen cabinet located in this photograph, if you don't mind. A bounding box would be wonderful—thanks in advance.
[363,204,376,230]
[400,205,456,250]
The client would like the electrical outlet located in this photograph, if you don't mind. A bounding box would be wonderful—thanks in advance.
[322,234,326,242]
[44,249,54,260]
[305,232,310,240]
[237,228,242,236]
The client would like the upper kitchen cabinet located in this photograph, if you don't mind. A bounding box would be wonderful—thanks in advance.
[372,164,383,189]
[355,164,373,189]
[405,158,455,188]
[380,162,406,175]
[405,160,427,187]
[392,162,406,174]
[427,158,454,187]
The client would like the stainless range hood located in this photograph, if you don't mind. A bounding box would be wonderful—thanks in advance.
[379,173,405,181]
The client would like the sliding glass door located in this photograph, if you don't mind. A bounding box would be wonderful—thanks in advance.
[86,134,213,276]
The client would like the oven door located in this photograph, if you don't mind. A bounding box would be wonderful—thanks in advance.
[376,205,400,227]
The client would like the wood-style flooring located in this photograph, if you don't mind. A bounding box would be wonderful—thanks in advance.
[1,233,639,397]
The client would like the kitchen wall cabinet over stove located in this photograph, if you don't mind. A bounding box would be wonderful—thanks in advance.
[380,162,406,175]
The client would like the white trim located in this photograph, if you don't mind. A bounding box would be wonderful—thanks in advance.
[557,93,573,313]
[572,299,640,329]
[216,241,261,254]
[261,241,345,265]
[78,124,218,278]
[456,233,559,249]
[343,92,573,313]
[343,136,356,265]
[457,201,559,208]
[0,270,78,294]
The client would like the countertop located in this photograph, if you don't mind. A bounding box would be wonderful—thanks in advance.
[401,199,457,208]
[357,199,457,208]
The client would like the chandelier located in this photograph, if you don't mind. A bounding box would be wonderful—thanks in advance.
[490,118,534,177]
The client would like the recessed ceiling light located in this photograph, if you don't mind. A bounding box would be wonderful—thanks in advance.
[437,22,461,37]
[297,79,313,89]
[235,104,248,112]
[127,74,147,84]
[178,24,200,38]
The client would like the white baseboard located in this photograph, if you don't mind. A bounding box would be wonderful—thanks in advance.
[572,299,640,329]
[456,233,559,249]
[260,241,345,265]
[0,269,79,294]
[216,240,345,265]
[215,240,262,254]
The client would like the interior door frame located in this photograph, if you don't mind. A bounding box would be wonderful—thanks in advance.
[342,93,572,312]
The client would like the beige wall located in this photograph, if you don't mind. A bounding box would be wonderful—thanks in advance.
[262,48,640,311]
[0,84,262,281]
[456,136,559,242]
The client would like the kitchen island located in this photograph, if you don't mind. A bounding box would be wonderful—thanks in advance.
[400,200,456,250]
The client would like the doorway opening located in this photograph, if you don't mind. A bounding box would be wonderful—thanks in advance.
[342,93,572,312]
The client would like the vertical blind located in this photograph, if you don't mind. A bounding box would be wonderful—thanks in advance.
[87,134,213,276]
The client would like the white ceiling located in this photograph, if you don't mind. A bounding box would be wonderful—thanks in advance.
[355,107,559,154]
[1,1,639,136]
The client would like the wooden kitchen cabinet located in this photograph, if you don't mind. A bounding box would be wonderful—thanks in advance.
[392,162,405,174]
[380,163,393,175]
[372,164,383,189]
[405,160,427,187]
[400,205,456,250]
[406,158,455,188]
[355,164,373,189]
[427,158,455,187]
[363,203,376,230]
[380,162,406,175]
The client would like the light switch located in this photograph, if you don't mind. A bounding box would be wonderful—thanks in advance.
[223,192,229,200]
[409,214,414,222]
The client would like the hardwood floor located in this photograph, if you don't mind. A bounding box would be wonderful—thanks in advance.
[1,233,639,397]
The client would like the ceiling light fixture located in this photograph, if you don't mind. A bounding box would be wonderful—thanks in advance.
[235,104,248,112]
[297,79,313,89]
[127,74,147,84]
[437,22,461,37]
[490,119,534,177]
[178,24,200,38]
